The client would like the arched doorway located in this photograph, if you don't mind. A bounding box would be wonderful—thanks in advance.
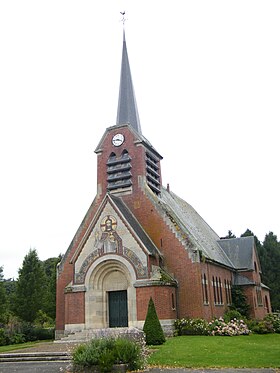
[84,256,137,329]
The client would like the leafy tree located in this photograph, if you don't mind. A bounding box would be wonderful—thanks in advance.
[143,297,165,345]
[42,256,61,320]
[261,232,280,311]
[220,230,236,239]
[0,266,7,323]
[230,285,250,319]
[13,249,47,323]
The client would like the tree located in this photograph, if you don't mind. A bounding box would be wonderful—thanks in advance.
[230,285,250,318]
[0,266,7,323]
[220,230,236,239]
[13,249,47,323]
[143,297,165,345]
[261,232,280,311]
[42,256,62,320]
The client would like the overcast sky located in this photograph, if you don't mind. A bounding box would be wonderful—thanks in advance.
[1,1,279,279]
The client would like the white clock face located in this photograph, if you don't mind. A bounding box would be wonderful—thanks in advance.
[112,133,125,147]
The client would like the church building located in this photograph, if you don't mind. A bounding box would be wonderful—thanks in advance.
[56,31,271,339]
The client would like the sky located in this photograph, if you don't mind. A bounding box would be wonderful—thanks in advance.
[0,1,279,280]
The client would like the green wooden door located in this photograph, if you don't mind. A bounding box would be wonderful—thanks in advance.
[108,290,128,327]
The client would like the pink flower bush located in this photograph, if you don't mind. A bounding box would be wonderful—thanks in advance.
[208,317,250,336]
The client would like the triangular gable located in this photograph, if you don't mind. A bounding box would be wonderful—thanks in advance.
[94,123,162,159]
[218,236,255,270]
[66,194,163,284]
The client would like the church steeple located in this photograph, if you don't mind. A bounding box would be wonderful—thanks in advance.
[116,31,142,134]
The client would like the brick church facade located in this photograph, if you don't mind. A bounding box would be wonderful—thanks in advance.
[56,32,271,338]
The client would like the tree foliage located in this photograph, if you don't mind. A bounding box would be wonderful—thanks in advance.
[260,232,280,311]
[13,249,47,322]
[230,285,250,318]
[42,256,61,320]
[220,230,236,239]
[0,266,7,323]
[143,297,165,345]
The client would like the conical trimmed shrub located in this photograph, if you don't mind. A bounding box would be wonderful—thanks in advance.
[143,297,165,345]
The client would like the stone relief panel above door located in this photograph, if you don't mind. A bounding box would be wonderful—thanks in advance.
[74,202,148,284]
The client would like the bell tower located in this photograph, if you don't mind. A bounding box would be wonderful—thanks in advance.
[95,32,162,199]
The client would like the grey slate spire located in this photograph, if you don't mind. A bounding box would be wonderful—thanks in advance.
[116,31,142,134]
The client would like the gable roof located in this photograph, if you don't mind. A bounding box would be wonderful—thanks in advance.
[110,194,161,257]
[147,186,235,268]
[94,123,162,159]
[218,236,255,270]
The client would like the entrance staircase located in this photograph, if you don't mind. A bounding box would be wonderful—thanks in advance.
[56,327,144,343]
[0,351,71,362]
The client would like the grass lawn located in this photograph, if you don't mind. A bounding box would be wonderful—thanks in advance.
[148,334,280,368]
[0,341,49,353]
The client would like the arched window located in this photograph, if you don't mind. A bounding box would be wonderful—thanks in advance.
[219,278,223,304]
[228,281,232,304]
[265,296,269,312]
[108,152,116,161]
[212,276,217,304]
[121,149,129,159]
[204,274,208,304]
[216,277,220,304]
[172,293,176,310]
[224,279,228,304]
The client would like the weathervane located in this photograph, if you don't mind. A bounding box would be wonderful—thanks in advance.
[120,11,127,27]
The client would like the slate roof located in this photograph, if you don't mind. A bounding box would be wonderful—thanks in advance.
[233,273,255,286]
[154,187,235,268]
[218,236,255,270]
[110,194,161,257]
[116,31,142,134]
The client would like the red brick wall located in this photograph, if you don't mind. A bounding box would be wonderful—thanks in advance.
[56,196,102,331]
[122,191,204,319]
[201,262,233,320]
[65,291,85,324]
[136,286,177,321]
[96,126,152,199]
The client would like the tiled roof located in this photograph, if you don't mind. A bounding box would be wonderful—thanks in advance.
[157,187,235,268]
[218,236,255,270]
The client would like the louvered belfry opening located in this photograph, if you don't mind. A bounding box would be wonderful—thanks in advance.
[146,151,161,195]
[107,150,132,191]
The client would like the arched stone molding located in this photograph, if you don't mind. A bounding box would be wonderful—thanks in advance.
[84,255,138,329]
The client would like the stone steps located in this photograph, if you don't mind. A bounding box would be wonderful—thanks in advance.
[0,351,71,362]
[56,327,144,343]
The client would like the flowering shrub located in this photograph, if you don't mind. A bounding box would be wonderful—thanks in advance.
[174,317,250,337]
[72,336,147,372]
[264,313,280,333]
[182,318,209,335]
[208,317,250,336]
[247,313,280,334]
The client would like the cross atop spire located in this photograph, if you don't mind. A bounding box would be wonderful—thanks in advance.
[116,27,142,134]
[120,11,126,27]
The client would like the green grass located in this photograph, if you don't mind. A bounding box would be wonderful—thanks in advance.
[148,334,280,368]
[0,341,50,353]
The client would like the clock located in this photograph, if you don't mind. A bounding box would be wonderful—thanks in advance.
[112,133,125,147]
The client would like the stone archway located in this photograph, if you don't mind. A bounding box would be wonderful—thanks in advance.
[84,256,137,329]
